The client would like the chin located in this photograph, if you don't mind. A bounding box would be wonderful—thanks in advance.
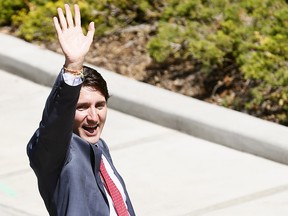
[77,130,101,144]
[84,136,100,144]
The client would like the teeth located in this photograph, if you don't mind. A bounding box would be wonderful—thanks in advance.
[85,124,98,128]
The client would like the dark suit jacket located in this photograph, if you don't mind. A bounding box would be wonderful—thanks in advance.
[27,71,135,216]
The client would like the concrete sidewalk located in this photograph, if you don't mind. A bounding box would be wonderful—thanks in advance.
[1,33,288,215]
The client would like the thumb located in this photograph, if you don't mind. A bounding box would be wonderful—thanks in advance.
[87,22,95,40]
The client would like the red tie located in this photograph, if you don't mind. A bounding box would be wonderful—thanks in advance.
[100,159,129,216]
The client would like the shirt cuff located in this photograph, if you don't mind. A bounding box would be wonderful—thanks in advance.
[62,70,83,86]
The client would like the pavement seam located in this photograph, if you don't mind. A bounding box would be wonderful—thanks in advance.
[0,203,39,216]
[110,131,174,151]
[181,183,288,216]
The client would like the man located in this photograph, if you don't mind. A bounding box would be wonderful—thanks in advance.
[27,4,135,216]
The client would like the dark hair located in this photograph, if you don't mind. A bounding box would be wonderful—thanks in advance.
[82,66,110,101]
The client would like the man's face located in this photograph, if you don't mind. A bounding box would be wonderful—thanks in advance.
[73,86,107,144]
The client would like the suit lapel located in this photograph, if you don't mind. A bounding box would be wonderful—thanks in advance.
[90,144,108,202]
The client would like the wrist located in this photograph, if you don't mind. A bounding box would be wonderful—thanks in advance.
[64,58,84,70]
[63,65,84,78]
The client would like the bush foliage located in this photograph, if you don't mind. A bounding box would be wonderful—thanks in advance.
[1,0,287,125]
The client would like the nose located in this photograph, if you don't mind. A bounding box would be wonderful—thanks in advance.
[87,107,98,122]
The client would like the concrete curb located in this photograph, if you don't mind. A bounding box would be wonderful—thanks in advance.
[1,33,288,165]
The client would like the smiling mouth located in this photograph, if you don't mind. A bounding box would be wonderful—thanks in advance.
[83,124,99,134]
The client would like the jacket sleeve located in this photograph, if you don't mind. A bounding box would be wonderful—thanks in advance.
[27,70,82,178]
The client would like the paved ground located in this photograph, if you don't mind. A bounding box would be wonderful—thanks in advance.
[1,67,288,216]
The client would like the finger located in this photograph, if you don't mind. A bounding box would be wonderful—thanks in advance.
[64,4,74,28]
[53,17,62,34]
[87,22,95,40]
[74,4,81,27]
[57,7,67,30]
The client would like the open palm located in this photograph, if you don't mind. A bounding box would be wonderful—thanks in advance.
[53,4,95,67]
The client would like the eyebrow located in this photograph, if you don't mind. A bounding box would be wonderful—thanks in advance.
[96,101,106,106]
[76,101,106,106]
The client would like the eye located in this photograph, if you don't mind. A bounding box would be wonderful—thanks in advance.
[96,102,106,110]
[76,106,85,111]
[76,103,88,111]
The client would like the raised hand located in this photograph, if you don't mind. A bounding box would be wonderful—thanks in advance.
[53,4,95,70]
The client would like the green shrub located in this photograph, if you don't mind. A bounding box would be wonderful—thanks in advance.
[0,0,26,25]
[147,0,288,125]
[11,0,95,42]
